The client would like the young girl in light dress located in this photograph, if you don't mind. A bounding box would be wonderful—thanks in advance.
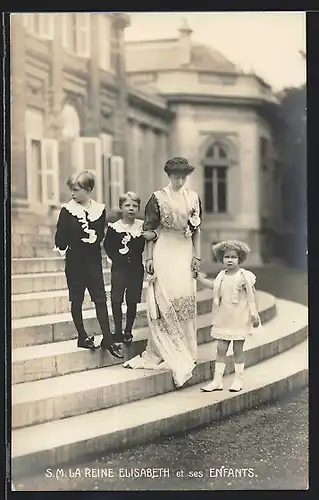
[195,240,260,392]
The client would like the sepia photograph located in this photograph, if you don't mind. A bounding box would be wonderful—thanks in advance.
[9,10,307,491]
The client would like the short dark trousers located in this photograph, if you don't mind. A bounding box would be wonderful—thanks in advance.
[65,259,106,304]
[111,263,144,304]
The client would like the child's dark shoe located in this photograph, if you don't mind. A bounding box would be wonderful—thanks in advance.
[123,332,133,345]
[77,336,96,349]
[99,339,124,358]
[113,331,124,343]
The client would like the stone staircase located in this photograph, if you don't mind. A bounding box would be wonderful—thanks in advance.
[11,232,308,478]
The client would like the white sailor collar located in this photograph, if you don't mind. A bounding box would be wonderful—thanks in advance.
[63,199,105,222]
[109,219,143,238]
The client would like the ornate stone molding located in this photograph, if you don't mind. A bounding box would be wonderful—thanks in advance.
[198,132,240,165]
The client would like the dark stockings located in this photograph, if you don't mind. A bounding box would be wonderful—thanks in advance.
[71,301,87,340]
[111,301,137,335]
[125,302,137,334]
[94,301,113,345]
[111,302,123,335]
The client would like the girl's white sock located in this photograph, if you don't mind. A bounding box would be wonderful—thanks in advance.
[214,361,226,382]
[234,362,245,377]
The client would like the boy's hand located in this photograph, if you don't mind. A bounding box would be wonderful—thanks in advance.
[142,230,156,241]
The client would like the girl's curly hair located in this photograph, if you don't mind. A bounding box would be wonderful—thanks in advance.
[213,240,251,264]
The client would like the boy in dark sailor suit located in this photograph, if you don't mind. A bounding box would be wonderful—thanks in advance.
[54,170,123,358]
[104,191,156,344]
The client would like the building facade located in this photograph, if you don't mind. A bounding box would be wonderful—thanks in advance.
[11,12,173,224]
[11,13,283,265]
[126,20,282,265]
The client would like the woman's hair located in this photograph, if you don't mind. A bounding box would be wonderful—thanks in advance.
[119,191,141,209]
[164,157,194,175]
[213,240,251,264]
[66,171,95,192]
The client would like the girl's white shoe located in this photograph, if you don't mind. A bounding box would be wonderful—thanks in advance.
[200,380,223,392]
[229,377,243,392]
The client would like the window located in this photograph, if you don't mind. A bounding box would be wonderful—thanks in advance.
[109,156,125,211]
[204,166,227,213]
[203,141,229,214]
[22,13,54,40]
[98,15,111,71]
[75,137,103,202]
[25,136,59,206]
[62,13,91,57]
[61,104,81,140]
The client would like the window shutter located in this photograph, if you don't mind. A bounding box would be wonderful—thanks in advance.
[100,133,113,156]
[75,137,103,202]
[41,139,59,205]
[98,15,111,71]
[61,13,72,50]
[25,136,34,203]
[109,156,124,211]
[22,14,34,32]
[39,13,54,40]
[76,13,91,57]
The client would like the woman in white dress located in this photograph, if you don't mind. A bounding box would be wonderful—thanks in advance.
[123,157,202,387]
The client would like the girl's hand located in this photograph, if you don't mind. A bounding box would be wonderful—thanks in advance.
[251,313,260,328]
[142,230,156,241]
[196,271,206,281]
[146,259,154,275]
[191,257,201,273]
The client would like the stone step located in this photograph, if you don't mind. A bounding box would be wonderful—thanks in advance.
[12,269,112,295]
[11,223,55,236]
[11,257,109,275]
[12,278,207,318]
[12,291,275,350]
[11,299,308,428]
[12,292,275,384]
[12,245,59,259]
[12,281,150,319]
[11,339,308,476]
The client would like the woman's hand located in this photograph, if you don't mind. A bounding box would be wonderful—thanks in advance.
[146,259,154,275]
[142,230,157,242]
[191,257,201,274]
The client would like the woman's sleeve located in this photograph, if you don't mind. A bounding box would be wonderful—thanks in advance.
[54,208,69,252]
[198,196,203,223]
[142,194,161,231]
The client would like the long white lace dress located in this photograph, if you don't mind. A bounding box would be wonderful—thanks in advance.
[123,184,201,387]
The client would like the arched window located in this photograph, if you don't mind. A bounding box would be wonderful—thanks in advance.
[61,103,81,140]
[203,142,229,214]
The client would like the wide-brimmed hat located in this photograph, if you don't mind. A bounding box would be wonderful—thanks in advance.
[164,157,195,175]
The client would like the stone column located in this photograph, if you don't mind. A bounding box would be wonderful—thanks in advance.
[48,14,63,139]
[11,14,28,202]
[112,14,130,160]
[126,119,139,193]
[86,14,100,136]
